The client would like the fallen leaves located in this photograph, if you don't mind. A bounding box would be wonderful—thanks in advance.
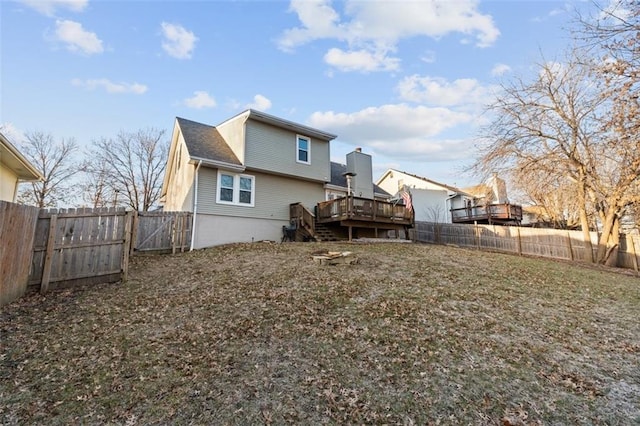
[1,242,639,424]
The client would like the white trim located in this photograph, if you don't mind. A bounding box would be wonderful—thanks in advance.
[190,160,202,251]
[189,156,245,173]
[296,135,311,165]
[216,170,255,207]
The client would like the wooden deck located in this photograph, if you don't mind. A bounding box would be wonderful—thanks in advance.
[290,197,413,241]
[450,203,523,224]
[316,196,413,226]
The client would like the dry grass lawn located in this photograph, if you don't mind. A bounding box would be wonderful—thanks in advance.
[1,242,639,425]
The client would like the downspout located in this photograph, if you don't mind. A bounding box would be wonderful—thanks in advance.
[190,160,202,251]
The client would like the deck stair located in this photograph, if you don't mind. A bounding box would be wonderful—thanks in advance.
[313,222,341,242]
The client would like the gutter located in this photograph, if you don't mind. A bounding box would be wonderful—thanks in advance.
[189,156,245,173]
[190,160,202,251]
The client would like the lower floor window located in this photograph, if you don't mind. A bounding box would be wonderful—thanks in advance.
[217,171,255,206]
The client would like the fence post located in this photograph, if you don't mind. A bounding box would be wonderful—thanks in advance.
[516,226,522,255]
[40,213,58,294]
[180,213,189,253]
[130,211,139,255]
[171,215,177,255]
[566,230,574,261]
[474,221,480,249]
[121,211,134,283]
[629,234,639,274]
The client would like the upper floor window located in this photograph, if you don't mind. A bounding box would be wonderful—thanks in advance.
[217,171,255,207]
[297,135,310,164]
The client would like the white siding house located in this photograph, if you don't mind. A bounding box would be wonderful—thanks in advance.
[0,132,42,202]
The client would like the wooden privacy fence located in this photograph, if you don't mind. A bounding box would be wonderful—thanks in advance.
[29,208,133,292]
[133,211,192,254]
[414,221,640,271]
[1,204,193,305]
[0,201,40,306]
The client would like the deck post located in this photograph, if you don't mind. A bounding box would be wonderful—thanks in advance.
[348,226,353,241]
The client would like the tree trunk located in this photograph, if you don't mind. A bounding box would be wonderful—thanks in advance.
[576,178,594,262]
[595,207,619,265]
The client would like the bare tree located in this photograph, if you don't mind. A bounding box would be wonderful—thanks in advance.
[475,53,602,261]
[90,128,168,211]
[17,132,81,208]
[476,43,640,265]
[78,157,116,208]
[576,0,640,262]
[508,168,582,229]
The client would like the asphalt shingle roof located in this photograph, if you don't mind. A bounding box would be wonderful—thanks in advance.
[176,117,241,165]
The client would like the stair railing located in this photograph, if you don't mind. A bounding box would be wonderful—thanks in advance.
[290,202,316,238]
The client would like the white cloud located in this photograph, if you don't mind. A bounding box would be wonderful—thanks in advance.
[278,0,346,52]
[278,0,500,73]
[55,19,103,55]
[19,0,87,16]
[599,0,633,20]
[161,22,197,59]
[245,94,272,111]
[324,48,400,72]
[491,63,512,76]
[184,91,216,109]
[308,104,476,162]
[396,75,496,107]
[71,78,148,94]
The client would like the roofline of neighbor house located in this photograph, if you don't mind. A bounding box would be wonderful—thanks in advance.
[0,132,43,181]
[189,156,246,173]
[377,168,468,194]
[218,109,338,142]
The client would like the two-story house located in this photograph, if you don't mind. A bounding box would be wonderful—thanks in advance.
[161,110,411,248]
[376,169,522,225]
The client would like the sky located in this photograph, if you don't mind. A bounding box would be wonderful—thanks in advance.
[1,0,598,192]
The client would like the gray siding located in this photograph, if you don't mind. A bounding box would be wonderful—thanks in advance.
[197,167,325,220]
[244,120,331,182]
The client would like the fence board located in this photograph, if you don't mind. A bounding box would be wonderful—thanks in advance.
[134,212,192,253]
[3,207,193,303]
[414,221,632,270]
[0,201,40,306]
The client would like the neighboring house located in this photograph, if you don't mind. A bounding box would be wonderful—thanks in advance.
[376,169,469,223]
[376,169,522,225]
[0,132,43,202]
[452,173,521,224]
[161,110,410,248]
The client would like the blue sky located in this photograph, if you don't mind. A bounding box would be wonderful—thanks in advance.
[1,0,594,189]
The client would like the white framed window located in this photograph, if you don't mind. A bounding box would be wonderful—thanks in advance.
[216,170,255,207]
[296,135,310,164]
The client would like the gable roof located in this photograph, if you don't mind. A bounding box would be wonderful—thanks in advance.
[330,162,390,196]
[176,117,241,167]
[0,132,43,181]
[220,109,337,142]
[377,168,462,193]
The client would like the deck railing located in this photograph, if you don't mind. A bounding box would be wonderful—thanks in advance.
[289,202,315,238]
[317,196,413,224]
[450,203,523,223]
